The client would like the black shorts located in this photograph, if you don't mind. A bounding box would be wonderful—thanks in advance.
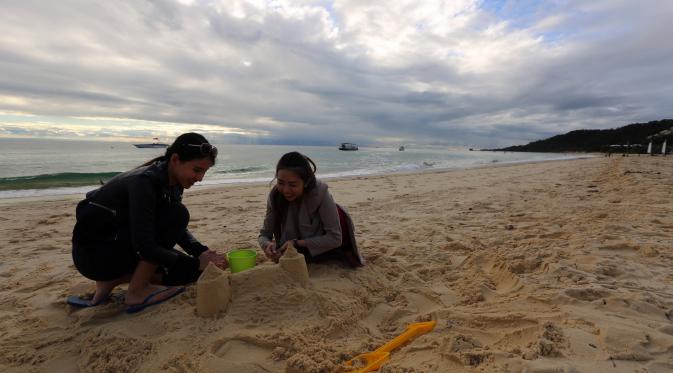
[72,239,139,281]
[71,202,201,285]
[72,241,201,285]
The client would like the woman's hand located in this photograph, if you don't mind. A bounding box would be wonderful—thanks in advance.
[278,240,292,255]
[198,250,227,270]
[263,241,281,263]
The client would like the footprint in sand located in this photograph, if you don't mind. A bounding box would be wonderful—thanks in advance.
[537,231,565,239]
[595,263,623,277]
[442,334,492,367]
[160,354,204,373]
[485,261,524,294]
[605,224,632,233]
[598,242,639,251]
[404,291,444,314]
[599,325,659,362]
[211,339,273,361]
[563,287,611,302]
[208,338,283,372]
[508,258,543,274]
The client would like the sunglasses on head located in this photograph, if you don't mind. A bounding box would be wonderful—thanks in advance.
[183,143,218,158]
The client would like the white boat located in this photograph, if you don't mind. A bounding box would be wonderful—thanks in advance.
[338,143,358,151]
[134,137,169,148]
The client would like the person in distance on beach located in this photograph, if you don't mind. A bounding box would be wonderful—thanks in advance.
[258,151,364,267]
[68,133,227,313]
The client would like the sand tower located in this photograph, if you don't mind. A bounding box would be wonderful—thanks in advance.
[196,263,231,317]
[279,243,309,287]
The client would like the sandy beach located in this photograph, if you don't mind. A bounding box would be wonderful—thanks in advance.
[1,156,673,373]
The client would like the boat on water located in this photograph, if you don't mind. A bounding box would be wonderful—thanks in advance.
[339,142,358,151]
[398,145,405,151]
[134,137,169,149]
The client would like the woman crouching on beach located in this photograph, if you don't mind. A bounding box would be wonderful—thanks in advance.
[68,133,226,313]
[259,151,364,267]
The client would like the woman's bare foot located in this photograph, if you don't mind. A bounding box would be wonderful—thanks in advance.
[91,275,132,304]
[124,260,183,307]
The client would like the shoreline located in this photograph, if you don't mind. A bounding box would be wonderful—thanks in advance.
[0,154,592,206]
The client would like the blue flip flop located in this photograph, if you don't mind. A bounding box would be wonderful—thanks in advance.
[66,292,125,308]
[125,287,186,314]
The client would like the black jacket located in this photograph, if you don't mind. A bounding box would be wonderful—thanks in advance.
[73,161,207,269]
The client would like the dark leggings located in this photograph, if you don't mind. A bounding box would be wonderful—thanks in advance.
[72,203,201,286]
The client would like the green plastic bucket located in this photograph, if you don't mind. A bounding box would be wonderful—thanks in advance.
[227,249,257,273]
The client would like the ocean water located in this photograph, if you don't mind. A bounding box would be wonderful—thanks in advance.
[0,138,583,199]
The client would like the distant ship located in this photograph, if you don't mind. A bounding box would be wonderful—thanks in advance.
[134,137,169,148]
[398,145,405,151]
[338,142,358,151]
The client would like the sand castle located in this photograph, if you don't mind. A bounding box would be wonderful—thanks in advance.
[278,245,310,286]
[196,244,309,317]
[196,263,231,317]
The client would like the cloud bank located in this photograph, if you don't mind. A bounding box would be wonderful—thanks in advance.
[0,0,671,147]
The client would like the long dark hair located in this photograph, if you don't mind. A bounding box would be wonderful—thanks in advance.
[141,133,217,167]
[270,151,317,241]
[273,151,317,191]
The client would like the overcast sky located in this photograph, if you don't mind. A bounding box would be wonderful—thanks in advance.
[0,0,671,147]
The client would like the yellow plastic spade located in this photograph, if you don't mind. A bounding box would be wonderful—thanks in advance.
[338,320,437,373]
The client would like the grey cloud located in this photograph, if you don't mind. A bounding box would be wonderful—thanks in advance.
[0,0,672,147]
[145,0,184,30]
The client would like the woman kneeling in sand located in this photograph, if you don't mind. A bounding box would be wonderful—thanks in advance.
[259,152,364,267]
[68,133,226,313]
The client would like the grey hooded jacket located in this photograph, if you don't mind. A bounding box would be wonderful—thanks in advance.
[258,180,358,258]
